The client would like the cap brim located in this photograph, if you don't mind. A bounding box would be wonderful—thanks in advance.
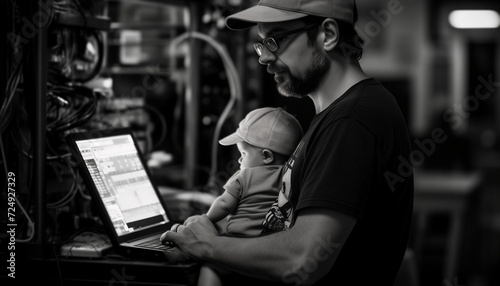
[226,5,308,30]
[219,132,244,146]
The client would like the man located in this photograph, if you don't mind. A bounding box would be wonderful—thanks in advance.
[161,0,414,285]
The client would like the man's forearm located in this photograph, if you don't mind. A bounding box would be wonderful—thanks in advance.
[163,209,355,285]
[200,209,355,285]
[204,230,301,282]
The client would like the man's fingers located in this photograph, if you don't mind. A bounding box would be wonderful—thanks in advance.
[183,214,204,225]
[184,214,209,226]
[160,230,181,244]
[170,223,181,232]
[183,215,199,225]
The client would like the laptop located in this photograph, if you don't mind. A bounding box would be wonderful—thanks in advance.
[66,128,176,260]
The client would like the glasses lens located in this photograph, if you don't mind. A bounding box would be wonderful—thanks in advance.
[254,43,264,56]
[263,38,278,52]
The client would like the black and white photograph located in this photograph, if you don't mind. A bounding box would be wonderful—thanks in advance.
[1,0,499,285]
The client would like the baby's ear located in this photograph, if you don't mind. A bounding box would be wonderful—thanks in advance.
[262,149,274,165]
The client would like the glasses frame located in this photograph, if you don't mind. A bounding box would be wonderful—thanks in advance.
[253,22,321,56]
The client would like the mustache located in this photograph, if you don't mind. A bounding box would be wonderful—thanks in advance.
[267,64,290,74]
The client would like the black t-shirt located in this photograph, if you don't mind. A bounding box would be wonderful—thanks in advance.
[224,78,414,286]
[287,78,414,285]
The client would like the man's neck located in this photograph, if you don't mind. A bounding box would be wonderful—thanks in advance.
[308,62,369,114]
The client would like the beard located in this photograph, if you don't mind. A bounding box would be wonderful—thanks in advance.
[268,48,330,98]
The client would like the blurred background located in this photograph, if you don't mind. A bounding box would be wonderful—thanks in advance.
[1,0,499,285]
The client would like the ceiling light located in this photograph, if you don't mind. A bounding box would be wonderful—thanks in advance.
[449,10,500,29]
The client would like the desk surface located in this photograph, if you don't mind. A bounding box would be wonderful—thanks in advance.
[17,254,200,286]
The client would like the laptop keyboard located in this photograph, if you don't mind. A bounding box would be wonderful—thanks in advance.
[136,238,171,250]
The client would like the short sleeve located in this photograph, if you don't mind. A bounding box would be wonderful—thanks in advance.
[223,170,243,199]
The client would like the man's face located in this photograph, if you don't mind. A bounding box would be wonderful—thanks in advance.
[257,21,330,98]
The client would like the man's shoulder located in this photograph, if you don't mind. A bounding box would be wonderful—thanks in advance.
[330,78,401,122]
[344,78,394,106]
[315,80,373,124]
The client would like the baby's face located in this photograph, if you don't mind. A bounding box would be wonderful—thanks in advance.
[236,141,264,170]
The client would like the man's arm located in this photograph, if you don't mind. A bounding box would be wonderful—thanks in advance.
[206,191,238,222]
[161,208,356,285]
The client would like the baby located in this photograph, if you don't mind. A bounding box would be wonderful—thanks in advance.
[199,107,303,286]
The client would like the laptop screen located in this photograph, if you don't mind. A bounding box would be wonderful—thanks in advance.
[74,133,169,237]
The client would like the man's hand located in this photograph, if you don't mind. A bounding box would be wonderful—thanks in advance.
[160,214,219,261]
[163,246,195,264]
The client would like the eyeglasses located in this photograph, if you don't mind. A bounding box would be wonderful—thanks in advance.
[253,22,320,56]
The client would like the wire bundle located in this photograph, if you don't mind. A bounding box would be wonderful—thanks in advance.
[46,159,83,209]
[1,0,103,244]
[46,84,98,132]
[49,28,104,83]
[0,62,22,134]
[53,0,86,17]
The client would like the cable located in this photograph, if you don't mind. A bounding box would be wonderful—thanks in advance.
[2,0,54,244]
[78,182,92,201]
[46,84,98,132]
[14,194,36,242]
[61,229,108,246]
[141,105,168,151]
[10,128,34,160]
[0,60,22,134]
[46,162,79,209]
[49,28,104,83]
[6,114,36,240]
[52,243,65,286]
[14,197,36,243]
[54,0,80,16]
[169,31,242,190]
[0,137,9,182]
[1,135,35,243]
[73,0,88,27]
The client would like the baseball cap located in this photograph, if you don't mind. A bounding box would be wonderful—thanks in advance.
[219,107,303,156]
[226,0,355,30]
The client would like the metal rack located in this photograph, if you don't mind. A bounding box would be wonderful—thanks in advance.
[26,0,208,254]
